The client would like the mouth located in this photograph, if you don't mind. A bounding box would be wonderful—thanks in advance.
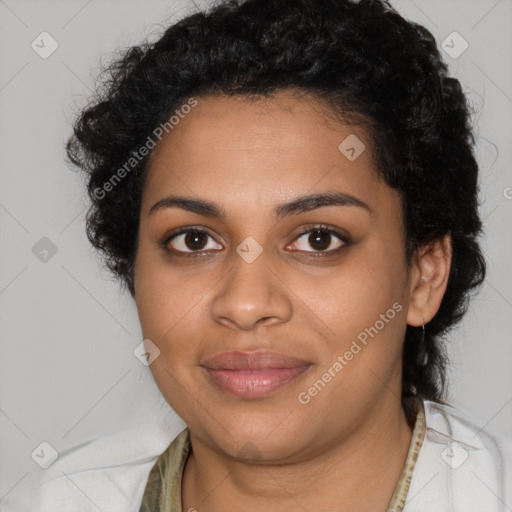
[200,350,312,399]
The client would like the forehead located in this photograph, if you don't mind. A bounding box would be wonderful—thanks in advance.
[141,90,386,216]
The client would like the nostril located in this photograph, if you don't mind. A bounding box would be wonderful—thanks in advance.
[256,316,275,327]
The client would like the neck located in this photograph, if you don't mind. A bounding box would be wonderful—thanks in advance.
[182,394,414,512]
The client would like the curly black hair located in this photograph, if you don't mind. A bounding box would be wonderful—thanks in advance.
[66,0,486,403]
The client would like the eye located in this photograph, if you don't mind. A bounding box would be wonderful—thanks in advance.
[288,225,348,254]
[163,227,222,254]
[161,224,349,256]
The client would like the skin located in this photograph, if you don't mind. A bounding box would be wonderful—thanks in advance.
[133,89,452,512]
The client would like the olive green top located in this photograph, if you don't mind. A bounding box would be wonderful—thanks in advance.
[140,398,426,512]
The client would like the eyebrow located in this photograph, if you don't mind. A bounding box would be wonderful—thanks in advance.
[148,191,371,220]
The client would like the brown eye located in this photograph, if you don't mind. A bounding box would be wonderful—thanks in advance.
[308,229,332,251]
[289,226,347,253]
[166,229,222,253]
[184,230,208,250]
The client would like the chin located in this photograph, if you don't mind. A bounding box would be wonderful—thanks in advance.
[187,401,316,463]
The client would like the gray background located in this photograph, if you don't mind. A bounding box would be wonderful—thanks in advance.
[1,0,511,502]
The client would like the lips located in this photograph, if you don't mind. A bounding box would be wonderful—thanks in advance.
[201,350,312,399]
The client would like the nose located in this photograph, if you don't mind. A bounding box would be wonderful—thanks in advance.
[210,247,293,331]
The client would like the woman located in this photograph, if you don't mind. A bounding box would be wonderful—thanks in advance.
[40,0,512,510]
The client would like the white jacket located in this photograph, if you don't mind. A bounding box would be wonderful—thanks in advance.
[3,400,511,511]
[404,400,512,511]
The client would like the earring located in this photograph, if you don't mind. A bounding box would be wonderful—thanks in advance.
[417,322,428,366]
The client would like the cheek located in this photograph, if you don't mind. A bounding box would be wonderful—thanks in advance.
[293,264,408,428]
[300,243,407,341]
[297,241,409,408]
[134,241,204,335]
[133,249,208,410]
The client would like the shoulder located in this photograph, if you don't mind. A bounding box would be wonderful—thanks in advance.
[404,399,512,512]
[1,421,184,512]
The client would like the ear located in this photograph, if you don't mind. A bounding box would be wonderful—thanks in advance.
[406,235,452,327]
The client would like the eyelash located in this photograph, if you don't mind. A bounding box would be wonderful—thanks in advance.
[160,224,350,257]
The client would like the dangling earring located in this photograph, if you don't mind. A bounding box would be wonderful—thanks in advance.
[418,322,428,366]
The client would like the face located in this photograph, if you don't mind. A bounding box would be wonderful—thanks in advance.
[134,90,414,463]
